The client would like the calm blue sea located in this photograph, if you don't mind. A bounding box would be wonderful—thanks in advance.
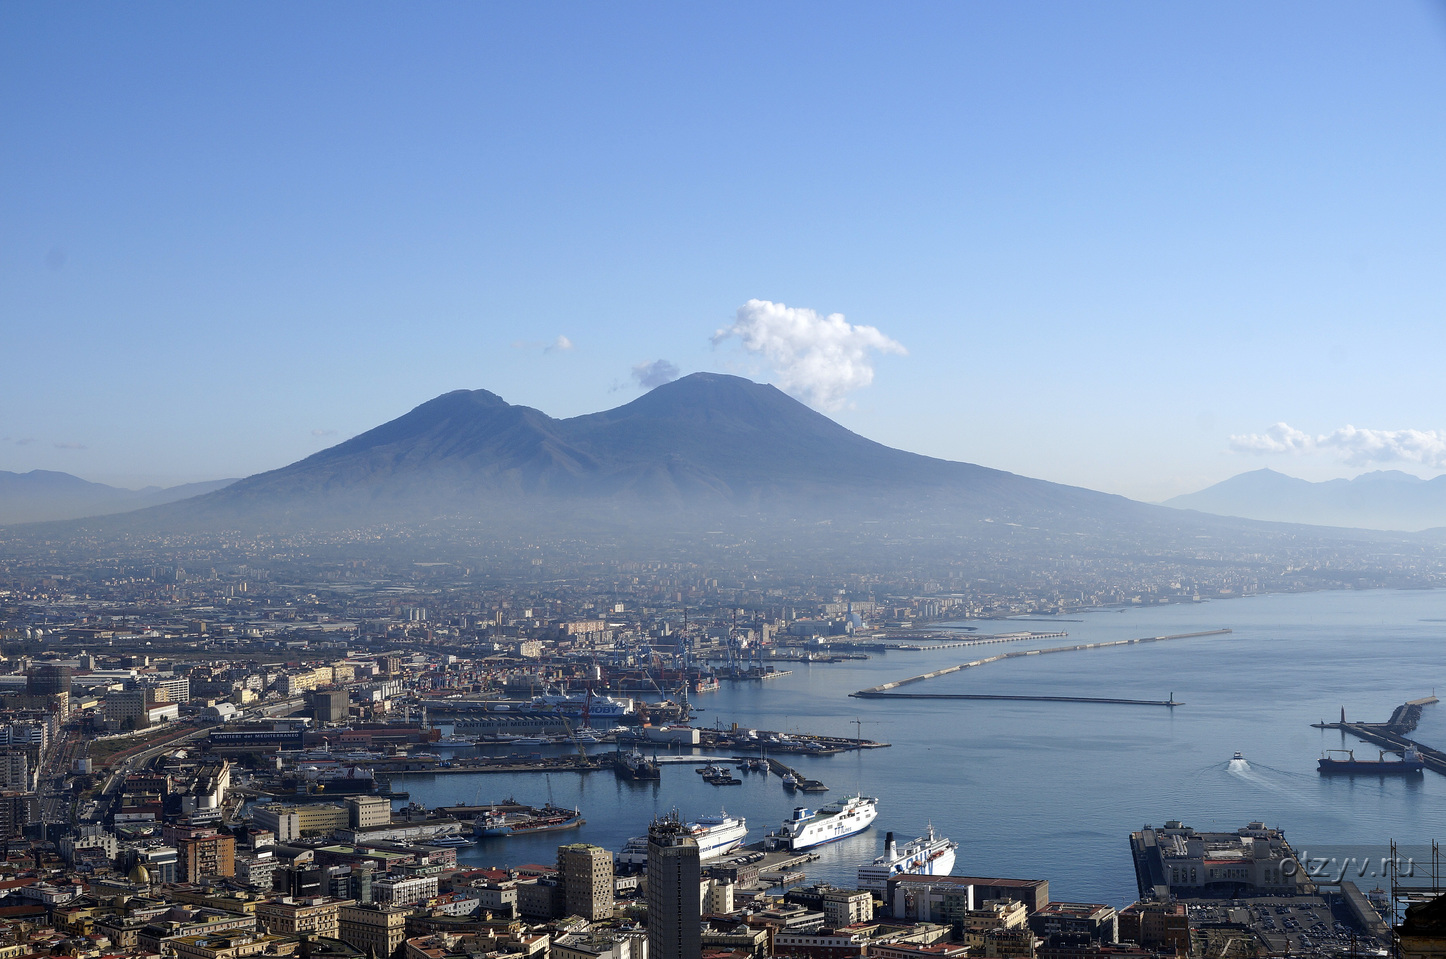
[396,589,1446,908]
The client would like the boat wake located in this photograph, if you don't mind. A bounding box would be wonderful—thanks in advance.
[1225,757,1321,804]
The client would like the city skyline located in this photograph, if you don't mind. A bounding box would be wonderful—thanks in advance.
[4,3,1445,501]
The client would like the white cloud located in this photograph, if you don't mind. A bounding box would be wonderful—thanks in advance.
[1230,422,1446,467]
[712,298,906,410]
[632,359,680,389]
[511,335,575,353]
[1228,423,1314,455]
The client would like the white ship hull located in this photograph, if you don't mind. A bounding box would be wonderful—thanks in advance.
[770,795,877,851]
[857,827,958,892]
[619,812,747,865]
[533,693,635,719]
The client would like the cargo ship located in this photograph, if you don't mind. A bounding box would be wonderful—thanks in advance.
[1318,745,1424,775]
[766,795,878,850]
[856,827,959,893]
[475,803,584,836]
[618,811,747,865]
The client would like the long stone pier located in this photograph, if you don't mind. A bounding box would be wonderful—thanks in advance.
[849,629,1231,698]
[852,692,1183,706]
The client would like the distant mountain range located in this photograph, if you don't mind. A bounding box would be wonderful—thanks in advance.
[1165,468,1446,532]
[0,471,237,525]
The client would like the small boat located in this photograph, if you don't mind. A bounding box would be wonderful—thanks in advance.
[426,835,477,847]
[782,773,800,791]
[1232,751,1244,761]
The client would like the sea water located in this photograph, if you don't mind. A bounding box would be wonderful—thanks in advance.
[397,588,1446,907]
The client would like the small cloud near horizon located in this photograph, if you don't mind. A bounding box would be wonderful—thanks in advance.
[1230,422,1446,467]
[712,298,906,411]
[311,429,338,438]
[631,359,680,389]
[512,335,575,353]
[53,442,87,450]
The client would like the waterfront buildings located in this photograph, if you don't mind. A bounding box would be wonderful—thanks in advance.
[1129,821,1305,899]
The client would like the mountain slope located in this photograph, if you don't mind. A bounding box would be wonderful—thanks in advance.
[1164,468,1446,531]
[139,373,1152,530]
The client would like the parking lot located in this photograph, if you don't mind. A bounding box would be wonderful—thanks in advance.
[1184,895,1389,957]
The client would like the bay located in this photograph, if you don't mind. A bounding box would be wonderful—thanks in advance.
[396,588,1446,907]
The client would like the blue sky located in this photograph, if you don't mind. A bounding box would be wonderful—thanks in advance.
[3,2,1445,500]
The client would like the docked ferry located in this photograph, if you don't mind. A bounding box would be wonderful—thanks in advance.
[618,811,748,865]
[856,827,958,893]
[767,795,878,850]
[532,690,636,720]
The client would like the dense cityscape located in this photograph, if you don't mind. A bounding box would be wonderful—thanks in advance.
[5,5,1445,959]
[0,529,1442,959]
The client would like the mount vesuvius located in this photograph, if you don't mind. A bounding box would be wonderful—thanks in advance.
[139,373,1153,531]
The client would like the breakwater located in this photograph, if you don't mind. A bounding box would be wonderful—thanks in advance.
[853,692,1182,706]
[849,629,1231,697]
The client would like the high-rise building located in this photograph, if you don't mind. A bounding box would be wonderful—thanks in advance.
[309,689,350,724]
[647,815,701,959]
[558,843,614,920]
[104,689,149,730]
[0,751,30,791]
[177,831,235,882]
[27,664,72,697]
[0,791,39,840]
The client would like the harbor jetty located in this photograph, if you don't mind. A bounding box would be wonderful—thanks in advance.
[854,692,1183,707]
[850,629,1231,698]
[1312,695,1445,775]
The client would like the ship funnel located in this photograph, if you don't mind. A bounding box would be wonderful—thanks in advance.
[885,832,896,859]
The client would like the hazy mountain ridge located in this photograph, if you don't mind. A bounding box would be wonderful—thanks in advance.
[1164,468,1446,532]
[124,373,1156,531]
[0,470,237,525]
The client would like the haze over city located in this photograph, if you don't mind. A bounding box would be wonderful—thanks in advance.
[8,9,1446,959]
[5,3,1446,502]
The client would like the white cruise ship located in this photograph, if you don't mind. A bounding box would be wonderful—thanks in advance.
[618,811,747,865]
[768,795,877,850]
[856,827,958,893]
